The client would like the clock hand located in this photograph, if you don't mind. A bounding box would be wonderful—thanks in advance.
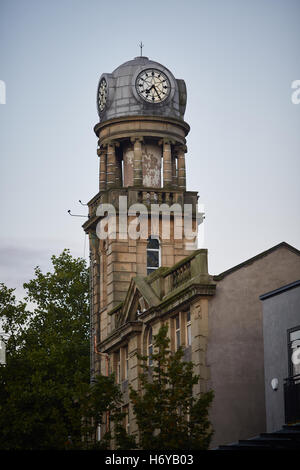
[153,86,161,100]
[145,84,155,95]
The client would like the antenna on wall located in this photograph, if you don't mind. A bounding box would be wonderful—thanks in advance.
[67,199,89,217]
[67,210,87,218]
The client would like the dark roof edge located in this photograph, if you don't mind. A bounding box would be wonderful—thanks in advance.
[259,280,300,300]
[213,242,300,281]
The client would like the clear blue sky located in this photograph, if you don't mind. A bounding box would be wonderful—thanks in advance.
[0,0,299,299]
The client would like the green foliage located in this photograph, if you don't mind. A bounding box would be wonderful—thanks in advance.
[0,250,90,450]
[0,250,213,450]
[0,249,132,450]
[129,324,214,450]
[78,373,136,450]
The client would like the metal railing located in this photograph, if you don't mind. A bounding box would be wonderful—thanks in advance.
[284,374,300,424]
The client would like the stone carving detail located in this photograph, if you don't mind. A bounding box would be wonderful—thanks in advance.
[194,302,202,319]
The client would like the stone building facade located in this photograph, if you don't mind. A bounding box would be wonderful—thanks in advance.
[83,56,300,446]
[83,55,214,439]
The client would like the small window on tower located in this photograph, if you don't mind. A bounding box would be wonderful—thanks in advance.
[147,236,160,275]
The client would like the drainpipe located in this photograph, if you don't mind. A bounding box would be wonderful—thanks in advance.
[89,250,94,384]
[94,335,110,433]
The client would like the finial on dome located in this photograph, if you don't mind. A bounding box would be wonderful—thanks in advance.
[139,41,144,57]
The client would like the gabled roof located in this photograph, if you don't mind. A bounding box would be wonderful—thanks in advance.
[121,276,161,324]
[214,242,300,281]
[108,274,161,328]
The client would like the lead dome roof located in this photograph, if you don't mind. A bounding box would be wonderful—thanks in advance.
[97,56,187,122]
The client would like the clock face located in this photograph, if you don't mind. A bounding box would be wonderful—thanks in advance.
[98,78,108,112]
[136,69,170,103]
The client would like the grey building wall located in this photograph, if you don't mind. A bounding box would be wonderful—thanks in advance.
[262,283,300,433]
[207,244,300,448]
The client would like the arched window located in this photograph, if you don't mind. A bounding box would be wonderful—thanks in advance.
[147,236,160,275]
[148,327,153,367]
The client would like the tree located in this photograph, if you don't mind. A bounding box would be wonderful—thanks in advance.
[78,373,136,450]
[130,324,214,450]
[0,249,134,450]
[0,249,90,449]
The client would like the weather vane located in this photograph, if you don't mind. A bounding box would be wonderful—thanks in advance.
[139,41,144,56]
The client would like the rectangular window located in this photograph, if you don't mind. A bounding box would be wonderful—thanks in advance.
[175,314,180,350]
[186,311,191,346]
[147,250,159,267]
[147,237,160,275]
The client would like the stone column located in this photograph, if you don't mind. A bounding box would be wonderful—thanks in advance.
[177,145,186,190]
[131,137,143,187]
[98,146,107,191]
[162,140,172,189]
[107,141,117,188]
[172,153,178,189]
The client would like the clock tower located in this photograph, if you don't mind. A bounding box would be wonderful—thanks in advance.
[83,56,200,379]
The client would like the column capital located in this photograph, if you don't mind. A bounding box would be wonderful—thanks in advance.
[107,139,120,148]
[158,138,175,146]
[130,136,144,144]
[174,144,187,155]
[97,147,107,157]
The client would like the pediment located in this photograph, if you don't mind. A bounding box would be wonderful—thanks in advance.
[126,289,149,323]
[114,276,161,327]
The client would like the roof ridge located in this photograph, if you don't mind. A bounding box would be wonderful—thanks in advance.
[214,242,300,281]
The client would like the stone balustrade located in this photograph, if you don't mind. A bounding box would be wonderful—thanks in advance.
[86,188,198,220]
[104,249,215,336]
[170,259,192,289]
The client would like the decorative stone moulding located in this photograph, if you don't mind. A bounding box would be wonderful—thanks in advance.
[94,115,190,148]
